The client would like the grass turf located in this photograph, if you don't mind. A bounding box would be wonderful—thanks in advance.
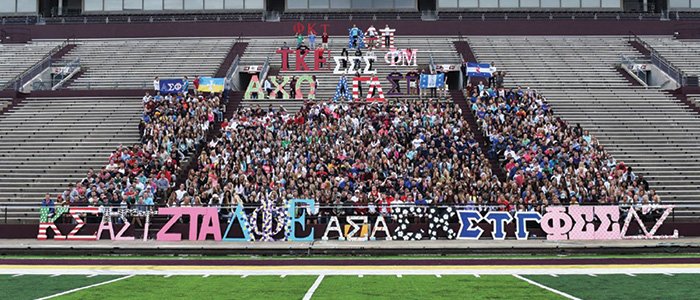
[55,275,317,300]
[0,274,120,300]
[525,274,700,300]
[312,275,563,300]
[3,274,699,299]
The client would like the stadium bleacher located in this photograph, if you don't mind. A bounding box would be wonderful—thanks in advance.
[45,38,236,89]
[468,36,700,219]
[0,97,141,222]
[0,42,60,88]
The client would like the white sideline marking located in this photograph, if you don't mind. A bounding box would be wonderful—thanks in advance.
[164,274,172,278]
[50,274,60,277]
[281,275,287,278]
[358,275,363,278]
[435,274,442,278]
[626,273,636,277]
[302,275,324,300]
[588,274,597,277]
[664,273,674,276]
[396,274,402,278]
[202,274,210,278]
[550,274,558,277]
[36,275,134,300]
[513,274,581,300]
[12,274,23,277]
[241,275,248,278]
[87,274,98,278]
[474,274,480,278]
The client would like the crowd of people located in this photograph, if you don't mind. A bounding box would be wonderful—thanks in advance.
[466,83,659,213]
[45,88,223,213]
[165,99,501,220]
[40,31,659,223]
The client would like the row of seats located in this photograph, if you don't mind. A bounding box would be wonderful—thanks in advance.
[468,36,700,219]
[0,42,59,88]
[0,97,141,222]
[35,38,235,90]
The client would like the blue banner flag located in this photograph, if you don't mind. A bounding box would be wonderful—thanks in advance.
[419,73,445,89]
[159,79,186,94]
[467,62,494,77]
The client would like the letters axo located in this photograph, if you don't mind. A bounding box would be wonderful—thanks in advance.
[37,204,678,242]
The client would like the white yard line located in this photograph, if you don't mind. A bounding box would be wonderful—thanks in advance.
[588,274,597,277]
[203,274,211,278]
[302,275,325,300]
[36,275,134,300]
[513,274,581,300]
[664,273,674,276]
[550,274,558,277]
[396,274,402,278]
[474,274,481,278]
[164,274,172,278]
[435,274,442,278]
[281,274,287,278]
[626,273,636,277]
[358,274,364,278]
[50,274,61,277]
[12,274,23,277]
[87,274,98,278]
[241,275,248,278]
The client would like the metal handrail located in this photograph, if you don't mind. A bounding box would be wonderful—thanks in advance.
[52,57,81,90]
[628,31,687,86]
[259,56,271,81]
[3,37,73,91]
[225,55,241,91]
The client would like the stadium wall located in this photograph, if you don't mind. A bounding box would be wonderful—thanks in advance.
[2,19,700,39]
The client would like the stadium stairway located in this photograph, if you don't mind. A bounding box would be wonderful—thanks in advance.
[468,36,700,219]
[450,89,505,182]
[214,41,249,78]
[0,96,141,223]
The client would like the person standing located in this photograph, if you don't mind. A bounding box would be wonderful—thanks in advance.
[322,31,329,49]
[296,33,304,48]
[382,24,391,48]
[153,77,160,94]
[308,31,316,49]
[264,77,273,98]
[290,76,298,99]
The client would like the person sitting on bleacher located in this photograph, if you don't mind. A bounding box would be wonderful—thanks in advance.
[470,86,658,211]
[173,100,496,213]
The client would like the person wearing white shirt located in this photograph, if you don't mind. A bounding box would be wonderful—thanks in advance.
[153,77,160,93]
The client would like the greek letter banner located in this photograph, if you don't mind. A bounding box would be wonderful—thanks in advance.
[159,79,187,94]
[36,204,678,242]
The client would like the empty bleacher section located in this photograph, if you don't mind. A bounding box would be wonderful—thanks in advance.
[642,38,700,76]
[467,36,642,88]
[0,97,141,223]
[468,36,700,218]
[50,38,236,89]
[0,42,60,88]
[238,36,461,111]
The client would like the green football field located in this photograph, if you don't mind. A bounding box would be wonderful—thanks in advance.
[2,273,699,300]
